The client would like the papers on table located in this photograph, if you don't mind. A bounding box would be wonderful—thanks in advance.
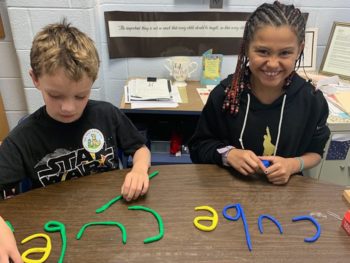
[317,75,350,120]
[124,78,181,109]
[334,92,350,115]
[196,85,215,105]
[128,78,171,100]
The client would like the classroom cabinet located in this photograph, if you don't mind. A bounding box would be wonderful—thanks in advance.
[119,81,204,165]
[319,159,350,185]
[306,123,350,186]
[121,111,199,165]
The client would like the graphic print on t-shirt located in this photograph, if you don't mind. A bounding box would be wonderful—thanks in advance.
[34,144,116,187]
[82,129,105,153]
[263,126,275,156]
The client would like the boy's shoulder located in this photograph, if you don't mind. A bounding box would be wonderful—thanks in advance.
[85,100,124,119]
[87,100,118,111]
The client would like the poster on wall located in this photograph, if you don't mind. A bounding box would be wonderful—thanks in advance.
[301,28,318,71]
[320,22,350,80]
[0,15,5,39]
[104,11,251,58]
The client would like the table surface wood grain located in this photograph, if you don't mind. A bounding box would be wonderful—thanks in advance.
[1,164,349,263]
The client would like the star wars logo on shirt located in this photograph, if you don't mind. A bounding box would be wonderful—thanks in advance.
[34,145,116,187]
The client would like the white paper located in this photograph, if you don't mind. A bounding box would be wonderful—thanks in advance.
[317,75,340,88]
[130,101,178,109]
[109,21,245,38]
[197,87,213,105]
[331,134,350,142]
[170,85,182,103]
[125,82,181,104]
[128,79,171,100]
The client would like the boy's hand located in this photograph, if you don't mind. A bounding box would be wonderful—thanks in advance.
[0,217,23,263]
[121,170,149,202]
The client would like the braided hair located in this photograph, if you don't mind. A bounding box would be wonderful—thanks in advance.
[223,1,307,114]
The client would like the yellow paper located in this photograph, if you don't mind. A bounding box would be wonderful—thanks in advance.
[178,86,188,103]
[204,57,221,79]
[334,92,350,114]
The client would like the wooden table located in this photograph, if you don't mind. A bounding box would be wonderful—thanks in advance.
[1,164,349,262]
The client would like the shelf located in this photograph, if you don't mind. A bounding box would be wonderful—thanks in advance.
[151,152,192,165]
[125,152,192,167]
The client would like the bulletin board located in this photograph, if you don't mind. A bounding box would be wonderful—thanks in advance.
[0,14,5,39]
[0,94,9,140]
[104,11,251,58]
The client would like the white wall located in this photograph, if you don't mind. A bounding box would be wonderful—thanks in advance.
[3,0,350,129]
[0,0,27,129]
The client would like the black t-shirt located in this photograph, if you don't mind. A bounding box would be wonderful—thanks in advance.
[0,100,146,195]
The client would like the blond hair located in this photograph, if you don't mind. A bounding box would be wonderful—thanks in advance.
[30,20,99,81]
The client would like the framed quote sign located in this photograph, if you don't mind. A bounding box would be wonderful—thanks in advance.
[104,11,251,58]
[320,22,350,80]
[302,28,318,71]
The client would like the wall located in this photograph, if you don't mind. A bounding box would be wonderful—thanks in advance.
[3,0,350,129]
[0,0,27,130]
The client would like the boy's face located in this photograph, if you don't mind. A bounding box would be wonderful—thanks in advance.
[30,67,92,123]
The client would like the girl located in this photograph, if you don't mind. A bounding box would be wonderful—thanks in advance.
[189,1,330,185]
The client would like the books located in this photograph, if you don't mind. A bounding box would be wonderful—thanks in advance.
[127,78,171,101]
[316,75,350,120]
[124,78,182,109]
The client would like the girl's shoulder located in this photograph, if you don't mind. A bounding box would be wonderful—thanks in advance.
[290,74,326,99]
[210,74,233,99]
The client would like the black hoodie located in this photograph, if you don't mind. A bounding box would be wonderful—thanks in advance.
[188,73,330,165]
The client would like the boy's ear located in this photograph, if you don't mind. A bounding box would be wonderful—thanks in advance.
[29,69,40,89]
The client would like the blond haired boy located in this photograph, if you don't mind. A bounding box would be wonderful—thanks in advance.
[0,21,151,262]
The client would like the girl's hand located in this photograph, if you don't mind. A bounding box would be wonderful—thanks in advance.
[259,156,298,184]
[227,149,266,176]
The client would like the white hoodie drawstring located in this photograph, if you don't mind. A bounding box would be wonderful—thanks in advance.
[274,94,286,156]
[239,93,287,156]
[239,93,251,150]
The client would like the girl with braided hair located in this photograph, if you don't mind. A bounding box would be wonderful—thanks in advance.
[189,1,330,184]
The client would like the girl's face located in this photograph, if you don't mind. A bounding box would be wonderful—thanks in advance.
[247,25,304,91]
[30,67,92,123]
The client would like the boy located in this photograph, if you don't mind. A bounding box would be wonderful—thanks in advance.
[0,21,151,262]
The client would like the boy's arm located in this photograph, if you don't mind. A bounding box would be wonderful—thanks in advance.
[0,137,27,198]
[0,216,23,263]
[121,146,151,201]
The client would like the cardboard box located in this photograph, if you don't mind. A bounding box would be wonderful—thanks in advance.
[0,94,9,141]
